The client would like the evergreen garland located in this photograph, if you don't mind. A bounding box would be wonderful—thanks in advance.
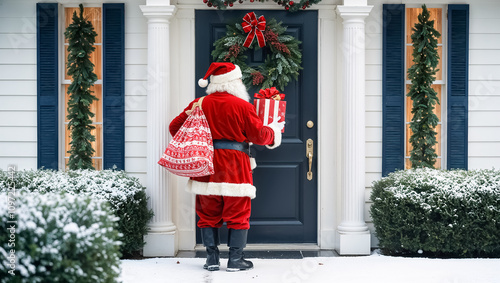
[202,0,321,12]
[64,4,99,170]
[212,17,302,91]
[407,5,441,168]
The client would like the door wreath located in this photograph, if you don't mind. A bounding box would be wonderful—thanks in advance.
[211,12,302,91]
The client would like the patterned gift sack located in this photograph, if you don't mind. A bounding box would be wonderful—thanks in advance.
[158,97,215,177]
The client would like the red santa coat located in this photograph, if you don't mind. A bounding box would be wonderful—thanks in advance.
[169,92,281,199]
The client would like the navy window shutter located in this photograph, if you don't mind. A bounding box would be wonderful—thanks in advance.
[37,3,59,170]
[103,3,125,170]
[382,4,405,176]
[447,5,469,170]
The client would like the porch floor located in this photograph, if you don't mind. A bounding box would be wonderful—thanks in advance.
[176,249,339,259]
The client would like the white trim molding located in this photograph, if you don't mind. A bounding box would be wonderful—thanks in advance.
[171,3,340,252]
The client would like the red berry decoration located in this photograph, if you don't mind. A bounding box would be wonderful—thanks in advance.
[229,2,233,6]
[302,5,306,9]
[289,1,294,5]
[285,5,289,10]
[207,2,212,6]
[250,0,254,2]
[203,0,208,3]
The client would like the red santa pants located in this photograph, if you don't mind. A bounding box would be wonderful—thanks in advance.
[196,195,251,230]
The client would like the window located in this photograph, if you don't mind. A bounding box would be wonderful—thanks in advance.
[382,4,469,176]
[63,7,103,170]
[404,7,445,169]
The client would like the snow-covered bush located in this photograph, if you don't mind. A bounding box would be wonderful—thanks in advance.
[0,192,121,282]
[370,168,500,257]
[0,169,153,256]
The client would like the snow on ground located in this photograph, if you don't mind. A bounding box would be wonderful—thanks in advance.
[119,251,500,283]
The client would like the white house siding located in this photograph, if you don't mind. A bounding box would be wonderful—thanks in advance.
[364,0,500,247]
[468,2,500,170]
[0,0,148,186]
[123,0,147,186]
[364,1,384,247]
[0,1,38,170]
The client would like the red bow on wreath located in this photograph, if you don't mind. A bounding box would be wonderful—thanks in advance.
[241,12,266,48]
[254,87,285,101]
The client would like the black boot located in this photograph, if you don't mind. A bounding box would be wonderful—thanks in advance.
[227,229,253,272]
[200,227,220,271]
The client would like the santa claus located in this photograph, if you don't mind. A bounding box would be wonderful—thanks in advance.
[169,62,283,272]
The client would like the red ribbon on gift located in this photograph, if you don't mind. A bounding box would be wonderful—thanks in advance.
[242,12,266,48]
[254,87,285,101]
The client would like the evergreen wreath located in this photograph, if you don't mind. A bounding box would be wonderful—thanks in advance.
[202,0,321,12]
[212,14,302,91]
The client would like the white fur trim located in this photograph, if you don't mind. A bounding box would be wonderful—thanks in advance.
[187,179,256,199]
[198,78,208,88]
[265,124,282,149]
[250,157,257,170]
[205,80,250,102]
[210,65,242,84]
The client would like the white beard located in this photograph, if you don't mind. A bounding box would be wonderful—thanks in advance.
[205,80,250,102]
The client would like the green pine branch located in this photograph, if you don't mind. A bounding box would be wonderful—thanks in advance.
[407,5,441,169]
[64,4,99,170]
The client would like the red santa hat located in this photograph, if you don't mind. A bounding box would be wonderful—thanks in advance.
[198,62,242,88]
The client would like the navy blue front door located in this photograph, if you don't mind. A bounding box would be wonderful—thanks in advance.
[195,10,318,243]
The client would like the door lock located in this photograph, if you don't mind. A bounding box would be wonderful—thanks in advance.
[307,120,314,129]
[306,139,313,181]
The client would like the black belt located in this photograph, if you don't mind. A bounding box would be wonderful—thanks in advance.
[213,139,250,156]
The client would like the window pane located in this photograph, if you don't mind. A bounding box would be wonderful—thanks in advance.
[91,45,102,80]
[64,85,69,122]
[406,124,412,157]
[432,84,442,120]
[93,159,103,170]
[65,7,101,43]
[65,84,102,123]
[436,46,442,81]
[405,158,411,170]
[65,126,71,157]
[406,8,442,44]
[434,158,442,169]
[434,124,441,157]
[84,7,102,43]
[64,44,101,81]
[64,48,71,81]
[90,85,102,123]
[91,124,102,158]
[406,85,441,122]
[405,124,441,168]
[406,45,442,81]
[64,126,102,160]
[406,46,414,81]
[406,85,412,122]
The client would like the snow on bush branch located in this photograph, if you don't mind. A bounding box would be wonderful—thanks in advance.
[0,193,121,282]
[370,168,500,258]
[0,169,153,256]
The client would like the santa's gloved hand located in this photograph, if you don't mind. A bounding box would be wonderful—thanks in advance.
[266,118,284,150]
[269,118,285,131]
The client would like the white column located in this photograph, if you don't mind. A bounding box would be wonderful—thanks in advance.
[336,4,373,255]
[141,4,177,257]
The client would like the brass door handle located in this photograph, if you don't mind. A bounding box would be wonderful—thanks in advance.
[306,139,313,181]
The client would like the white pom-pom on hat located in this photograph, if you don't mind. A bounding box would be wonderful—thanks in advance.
[198,78,208,88]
